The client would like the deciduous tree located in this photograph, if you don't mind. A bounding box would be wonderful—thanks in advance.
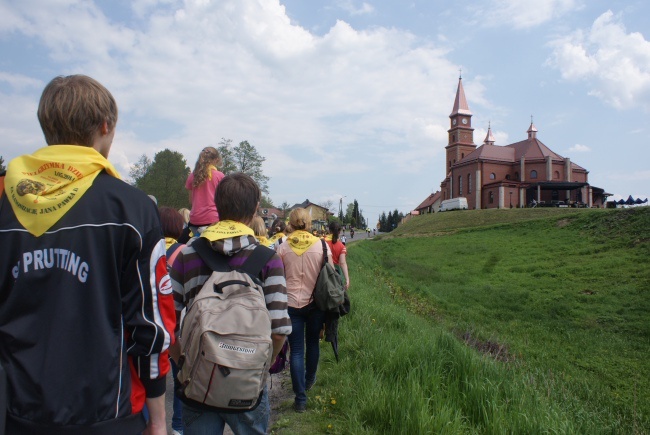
[135,149,190,209]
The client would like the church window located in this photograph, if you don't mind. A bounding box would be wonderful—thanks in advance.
[458,175,463,195]
[506,174,511,180]
[530,170,538,179]
[468,173,472,194]
[554,171,560,180]
[489,172,496,180]
[489,192,494,204]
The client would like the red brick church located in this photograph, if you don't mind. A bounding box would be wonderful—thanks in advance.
[428,78,609,211]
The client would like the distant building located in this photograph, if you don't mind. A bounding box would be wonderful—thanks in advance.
[419,77,610,210]
[415,191,442,214]
[289,199,333,231]
[257,207,285,227]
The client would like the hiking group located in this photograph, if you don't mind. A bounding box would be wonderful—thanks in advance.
[0,74,350,435]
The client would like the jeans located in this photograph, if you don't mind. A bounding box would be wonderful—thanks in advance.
[182,387,270,435]
[170,359,184,432]
[287,304,325,406]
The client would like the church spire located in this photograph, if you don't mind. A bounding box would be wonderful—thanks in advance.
[527,115,538,139]
[484,121,495,145]
[450,76,472,117]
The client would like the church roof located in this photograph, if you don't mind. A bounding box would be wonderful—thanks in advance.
[458,137,586,170]
[450,77,472,117]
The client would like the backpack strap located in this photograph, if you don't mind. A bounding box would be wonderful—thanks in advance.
[320,239,327,268]
[166,242,184,267]
[192,237,275,281]
[192,237,230,273]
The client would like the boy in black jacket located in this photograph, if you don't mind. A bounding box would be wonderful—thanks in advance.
[0,75,175,435]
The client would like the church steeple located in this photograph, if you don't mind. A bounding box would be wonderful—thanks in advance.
[445,75,476,175]
[484,122,495,145]
[450,75,472,117]
[527,115,538,139]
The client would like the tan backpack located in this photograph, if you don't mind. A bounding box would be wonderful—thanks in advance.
[177,238,275,412]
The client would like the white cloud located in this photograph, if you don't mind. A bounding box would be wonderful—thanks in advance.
[336,1,375,16]
[476,0,583,29]
[547,10,650,110]
[568,143,591,152]
[0,0,472,207]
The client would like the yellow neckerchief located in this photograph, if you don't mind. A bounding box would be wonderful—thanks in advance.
[201,220,254,242]
[324,234,333,242]
[267,232,285,246]
[207,165,217,180]
[287,230,319,256]
[257,235,270,247]
[5,145,120,237]
[165,237,178,250]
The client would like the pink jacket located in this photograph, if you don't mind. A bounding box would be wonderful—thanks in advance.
[277,239,332,309]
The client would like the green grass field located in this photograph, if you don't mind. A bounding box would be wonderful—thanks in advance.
[272,207,650,434]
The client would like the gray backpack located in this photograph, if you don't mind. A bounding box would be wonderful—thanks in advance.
[177,238,275,412]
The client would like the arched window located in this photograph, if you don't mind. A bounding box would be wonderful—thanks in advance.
[489,191,494,204]
[505,174,511,180]
[458,175,463,195]
[468,173,472,194]
[554,171,560,180]
[530,170,538,179]
[490,173,496,180]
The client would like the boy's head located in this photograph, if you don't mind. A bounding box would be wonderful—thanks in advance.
[214,173,260,224]
[37,75,118,148]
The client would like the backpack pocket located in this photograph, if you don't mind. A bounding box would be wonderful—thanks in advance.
[182,333,272,410]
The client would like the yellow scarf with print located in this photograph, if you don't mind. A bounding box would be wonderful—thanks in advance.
[201,220,254,242]
[267,232,285,246]
[208,165,218,180]
[5,145,120,237]
[165,237,178,250]
[257,236,271,247]
[287,230,319,256]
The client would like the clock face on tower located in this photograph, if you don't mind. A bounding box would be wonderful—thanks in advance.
[462,118,468,125]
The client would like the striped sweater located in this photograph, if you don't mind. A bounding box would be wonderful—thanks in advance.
[169,234,292,336]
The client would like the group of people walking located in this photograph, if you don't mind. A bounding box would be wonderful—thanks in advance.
[0,74,350,435]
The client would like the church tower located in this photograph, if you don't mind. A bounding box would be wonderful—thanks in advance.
[446,76,476,174]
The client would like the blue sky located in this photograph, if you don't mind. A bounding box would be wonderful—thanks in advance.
[1,0,649,224]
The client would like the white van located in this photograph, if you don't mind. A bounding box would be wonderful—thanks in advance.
[439,197,468,212]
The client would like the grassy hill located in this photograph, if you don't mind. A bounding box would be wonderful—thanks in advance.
[272,207,649,434]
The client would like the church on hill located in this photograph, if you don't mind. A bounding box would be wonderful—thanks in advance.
[433,77,609,210]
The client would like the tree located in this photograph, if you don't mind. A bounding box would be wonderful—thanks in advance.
[279,201,290,218]
[217,138,269,193]
[129,154,152,186]
[260,195,274,208]
[135,149,190,209]
[320,200,336,214]
[0,156,5,172]
[345,200,364,228]
[216,138,236,175]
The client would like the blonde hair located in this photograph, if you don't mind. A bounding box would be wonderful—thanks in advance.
[38,75,118,146]
[249,216,267,238]
[192,147,223,188]
[178,208,190,224]
[289,208,311,231]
